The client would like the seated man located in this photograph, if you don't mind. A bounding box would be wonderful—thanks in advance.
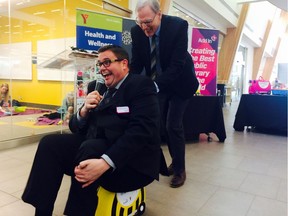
[22,45,164,216]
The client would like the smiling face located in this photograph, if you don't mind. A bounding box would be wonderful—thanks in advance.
[136,5,162,37]
[97,50,129,88]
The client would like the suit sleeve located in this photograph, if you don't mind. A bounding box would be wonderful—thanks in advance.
[130,26,146,75]
[156,18,190,91]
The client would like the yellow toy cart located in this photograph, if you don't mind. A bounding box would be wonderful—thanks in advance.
[95,187,146,216]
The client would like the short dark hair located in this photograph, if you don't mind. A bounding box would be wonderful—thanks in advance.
[98,45,129,65]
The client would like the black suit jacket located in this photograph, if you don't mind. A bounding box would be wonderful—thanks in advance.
[69,73,162,180]
[130,15,199,99]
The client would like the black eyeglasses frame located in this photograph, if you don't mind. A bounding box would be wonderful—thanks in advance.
[96,58,124,68]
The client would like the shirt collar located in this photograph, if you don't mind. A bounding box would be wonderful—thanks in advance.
[113,73,128,90]
[155,23,161,37]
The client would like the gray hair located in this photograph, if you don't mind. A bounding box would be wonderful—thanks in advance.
[135,0,160,14]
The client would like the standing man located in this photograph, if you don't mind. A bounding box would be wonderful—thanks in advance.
[130,0,199,188]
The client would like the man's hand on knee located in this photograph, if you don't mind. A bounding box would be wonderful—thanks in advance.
[74,159,110,188]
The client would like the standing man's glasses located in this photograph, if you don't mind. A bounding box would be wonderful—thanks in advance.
[135,13,157,27]
[96,59,123,68]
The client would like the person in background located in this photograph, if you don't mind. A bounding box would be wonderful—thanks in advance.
[57,91,74,123]
[22,45,163,216]
[130,0,199,188]
[0,83,10,108]
[272,77,281,89]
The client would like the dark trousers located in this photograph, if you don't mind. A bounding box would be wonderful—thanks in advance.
[158,92,189,174]
[21,133,98,216]
[22,133,154,216]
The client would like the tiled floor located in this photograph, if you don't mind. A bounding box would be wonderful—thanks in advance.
[0,101,287,216]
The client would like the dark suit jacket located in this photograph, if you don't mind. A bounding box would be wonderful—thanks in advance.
[69,73,161,180]
[130,15,199,99]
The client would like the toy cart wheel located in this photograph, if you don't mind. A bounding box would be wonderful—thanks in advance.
[136,202,146,216]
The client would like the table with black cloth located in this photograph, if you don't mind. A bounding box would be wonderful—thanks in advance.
[233,94,287,134]
[183,96,226,142]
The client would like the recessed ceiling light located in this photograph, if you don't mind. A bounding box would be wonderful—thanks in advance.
[82,0,102,7]
[51,9,61,12]
[33,11,46,15]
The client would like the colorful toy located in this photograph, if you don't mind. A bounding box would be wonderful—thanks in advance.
[14,106,27,112]
[95,187,146,216]
[248,76,271,94]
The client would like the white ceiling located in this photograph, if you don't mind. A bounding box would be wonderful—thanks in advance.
[0,0,58,13]
[0,0,287,13]
[237,0,287,11]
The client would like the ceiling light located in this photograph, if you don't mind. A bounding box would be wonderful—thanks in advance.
[33,11,46,15]
[82,0,102,7]
[51,9,61,12]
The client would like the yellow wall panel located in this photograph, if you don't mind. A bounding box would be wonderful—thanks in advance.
[0,0,129,106]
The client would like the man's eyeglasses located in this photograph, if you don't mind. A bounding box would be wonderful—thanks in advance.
[135,13,157,27]
[96,59,123,68]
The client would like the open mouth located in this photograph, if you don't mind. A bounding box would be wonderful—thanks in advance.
[101,71,112,79]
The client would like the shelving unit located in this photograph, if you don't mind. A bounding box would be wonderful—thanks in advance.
[38,49,99,111]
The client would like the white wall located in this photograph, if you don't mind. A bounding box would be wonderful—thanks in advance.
[129,1,137,18]
[240,37,255,93]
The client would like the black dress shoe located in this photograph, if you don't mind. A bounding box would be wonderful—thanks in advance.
[35,208,53,216]
[167,164,174,176]
[170,171,186,188]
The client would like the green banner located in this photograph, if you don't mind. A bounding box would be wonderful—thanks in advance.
[76,9,122,32]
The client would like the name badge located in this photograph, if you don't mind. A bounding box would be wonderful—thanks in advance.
[116,106,130,114]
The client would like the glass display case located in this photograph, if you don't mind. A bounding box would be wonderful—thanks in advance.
[0,0,122,150]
